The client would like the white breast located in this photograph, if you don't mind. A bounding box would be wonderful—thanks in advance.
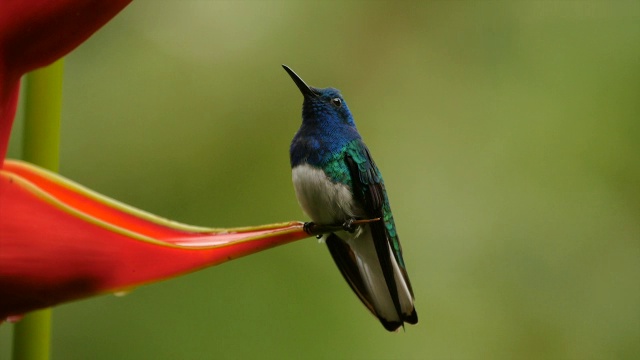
[292,164,362,225]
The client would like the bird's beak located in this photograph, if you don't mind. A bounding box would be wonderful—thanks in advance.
[282,65,315,97]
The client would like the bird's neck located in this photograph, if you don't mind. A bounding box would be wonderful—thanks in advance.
[290,122,360,168]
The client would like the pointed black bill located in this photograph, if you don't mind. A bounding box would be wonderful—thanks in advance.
[282,65,315,97]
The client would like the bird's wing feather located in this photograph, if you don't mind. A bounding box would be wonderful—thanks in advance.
[343,140,406,322]
[343,141,407,267]
[325,234,376,314]
[323,139,416,328]
[325,233,404,331]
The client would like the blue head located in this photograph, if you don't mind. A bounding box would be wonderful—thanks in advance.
[283,65,361,167]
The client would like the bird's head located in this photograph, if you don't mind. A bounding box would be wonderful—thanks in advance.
[283,65,356,129]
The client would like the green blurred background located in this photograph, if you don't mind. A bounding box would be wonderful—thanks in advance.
[2,1,639,359]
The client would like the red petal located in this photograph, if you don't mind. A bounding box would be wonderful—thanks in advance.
[0,160,309,319]
[0,0,132,160]
[0,0,132,77]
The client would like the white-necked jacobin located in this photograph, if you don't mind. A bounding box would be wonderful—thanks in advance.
[283,65,417,331]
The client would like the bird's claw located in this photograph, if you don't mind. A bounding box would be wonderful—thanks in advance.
[342,218,357,233]
[304,218,373,236]
[303,221,316,235]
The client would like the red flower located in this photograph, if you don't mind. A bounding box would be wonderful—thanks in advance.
[0,0,310,321]
[0,160,308,320]
[0,0,134,161]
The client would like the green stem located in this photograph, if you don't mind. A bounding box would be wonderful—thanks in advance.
[12,59,64,360]
[21,60,64,171]
[12,310,52,360]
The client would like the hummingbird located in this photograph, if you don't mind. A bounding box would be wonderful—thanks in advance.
[283,65,417,331]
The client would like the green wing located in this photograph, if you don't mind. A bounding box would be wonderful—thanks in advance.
[324,139,417,329]
[349,140,415,296]
[343,140,407,269]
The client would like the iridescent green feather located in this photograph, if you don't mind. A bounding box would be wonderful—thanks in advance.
[322,140,406,268]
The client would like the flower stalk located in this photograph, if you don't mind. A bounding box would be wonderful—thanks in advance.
[12,59,65,360]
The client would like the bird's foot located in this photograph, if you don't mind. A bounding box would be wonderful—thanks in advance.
[304,222,324,239]
[303,221,316,235]
[342,218,357,233]
[303,218,380,237]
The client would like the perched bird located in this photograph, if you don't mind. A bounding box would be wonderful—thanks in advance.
[283,65,417,331]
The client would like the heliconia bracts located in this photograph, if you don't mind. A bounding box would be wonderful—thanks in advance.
[0,0,312,322]
[0,160,309,320]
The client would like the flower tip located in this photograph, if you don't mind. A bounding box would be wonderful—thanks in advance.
[113,289,135,297]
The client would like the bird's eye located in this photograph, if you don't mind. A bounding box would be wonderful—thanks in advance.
[331,98,342,107]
